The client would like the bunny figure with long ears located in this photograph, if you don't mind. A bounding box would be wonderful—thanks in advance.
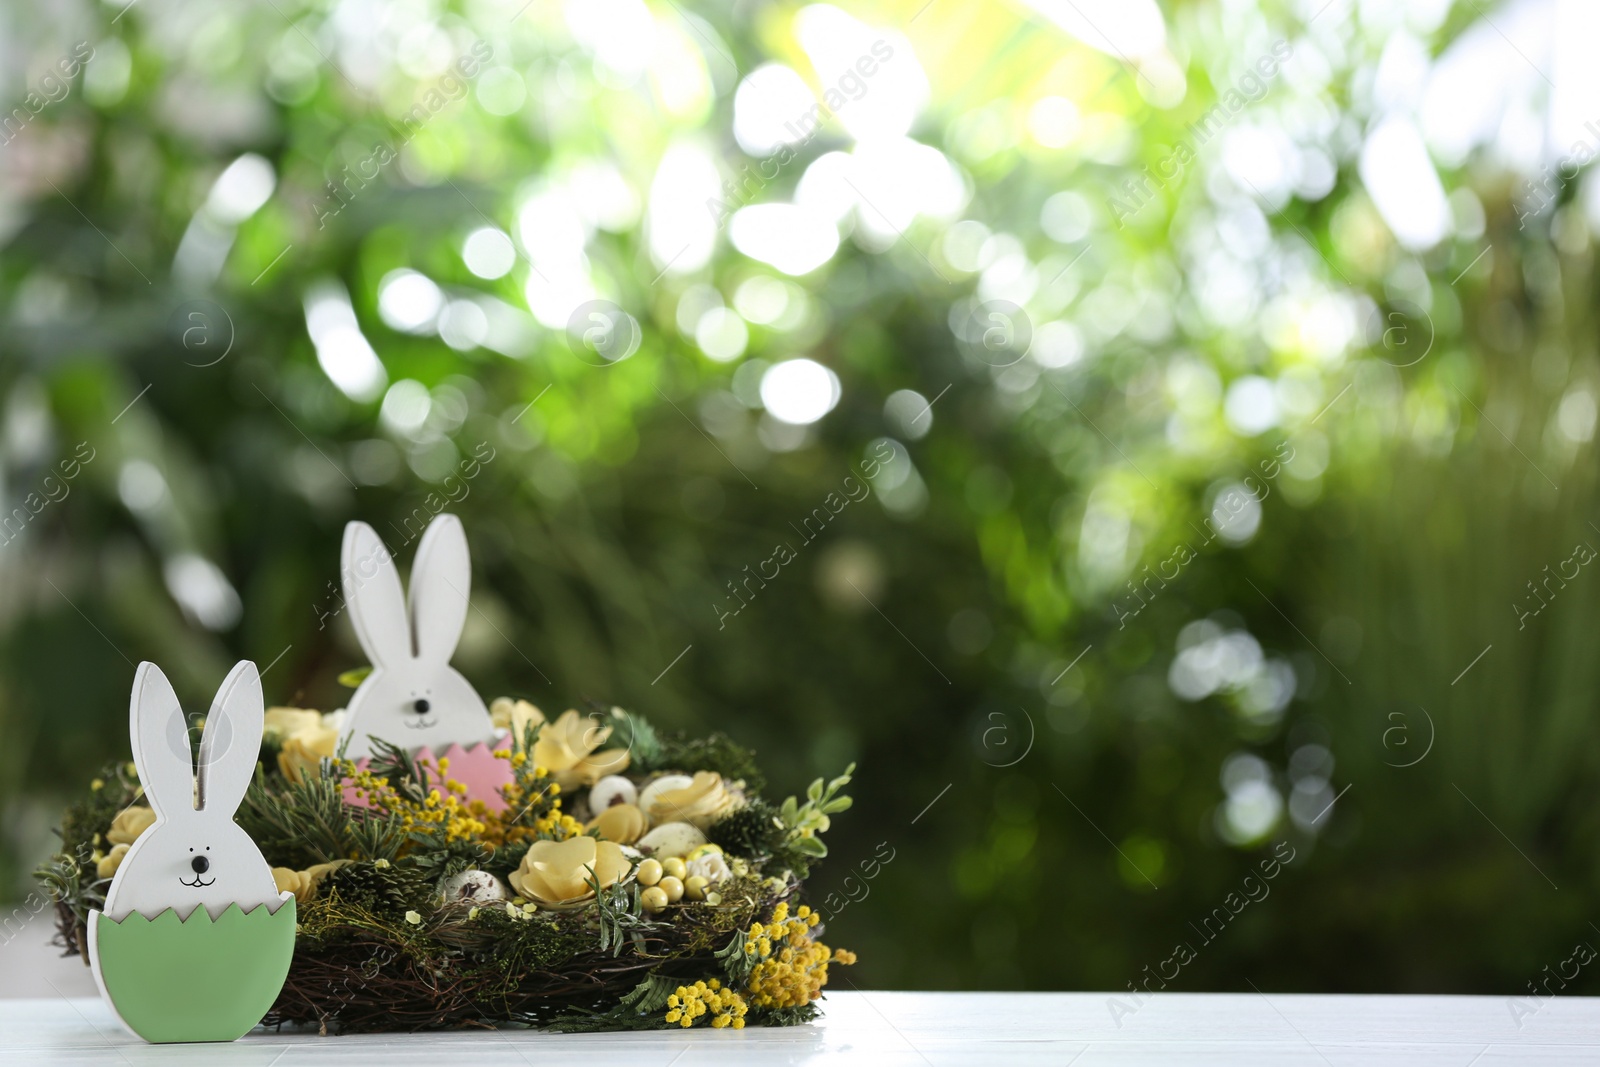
[89,661,296,1044]
[339,517,507,795]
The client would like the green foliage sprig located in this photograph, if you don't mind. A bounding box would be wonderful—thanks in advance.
[769,764,854,878]
[599,707,662,768]
[236,762,409,869]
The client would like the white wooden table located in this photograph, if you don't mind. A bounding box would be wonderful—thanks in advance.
[2,992,1598,1064]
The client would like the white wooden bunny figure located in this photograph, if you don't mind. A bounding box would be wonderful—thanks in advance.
[338,514,494,759]
[89,661,296,1043]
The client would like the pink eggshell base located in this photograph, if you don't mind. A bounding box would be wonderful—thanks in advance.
[342,734,514,812]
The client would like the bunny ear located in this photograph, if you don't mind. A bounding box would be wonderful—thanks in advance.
[130,662,195,817]
[409,514,471,665]
[343,521,412,666]
[196,661,263,815]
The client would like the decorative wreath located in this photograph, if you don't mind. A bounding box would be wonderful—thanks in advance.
[39,694,856,1034]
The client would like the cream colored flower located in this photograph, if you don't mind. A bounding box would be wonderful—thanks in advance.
[97,844,129,879]
[686,850,732,885]
[106,806,156,846]
[271,859,351,901]
[589,803,649,846]
[645,771,735,829]
[577,746,631,785]
[534,709,631,789]
[278,724,339,783]
[490,697,545,739]
[508,836,630,909]
[263,707,322,740]
[272,866,310,898]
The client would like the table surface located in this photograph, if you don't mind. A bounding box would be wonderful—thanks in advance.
[2,992,1598,1065]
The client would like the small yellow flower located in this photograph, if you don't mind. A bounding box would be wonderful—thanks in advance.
[664,980,749,1029]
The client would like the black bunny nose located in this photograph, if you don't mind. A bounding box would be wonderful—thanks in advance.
[191,855,210,874]
[413,698,431,714]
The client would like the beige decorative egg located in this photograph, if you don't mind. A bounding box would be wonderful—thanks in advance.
[634,821,707,859]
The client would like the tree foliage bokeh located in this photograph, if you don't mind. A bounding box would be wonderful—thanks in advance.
[3,0,1599,996]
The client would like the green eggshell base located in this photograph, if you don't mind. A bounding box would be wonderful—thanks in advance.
[93,899,296,1043]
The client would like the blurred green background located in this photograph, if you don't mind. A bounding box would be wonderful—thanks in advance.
[4,0,1599,996]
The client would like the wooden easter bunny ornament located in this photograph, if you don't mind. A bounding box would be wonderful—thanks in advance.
[338,513,512,808]
[89,661,295,1043]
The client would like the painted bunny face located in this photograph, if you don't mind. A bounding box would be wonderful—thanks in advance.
[338,515,493,759]
[103,661,285,922]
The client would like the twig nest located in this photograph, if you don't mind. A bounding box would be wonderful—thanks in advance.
[508,836,630,911]
[589,775,638,813]
[642,771,736,829]
[635,821,707,859]
[588,802,649,845]
[441,869,508,905]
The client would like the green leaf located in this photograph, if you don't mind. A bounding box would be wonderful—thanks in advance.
[337,666,372,688]
[807,778,824,803]
[822,796,852,814]
[792,835,828,857]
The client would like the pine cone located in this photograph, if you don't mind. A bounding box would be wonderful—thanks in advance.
[325,861,431,912]
[708,799,784,859]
